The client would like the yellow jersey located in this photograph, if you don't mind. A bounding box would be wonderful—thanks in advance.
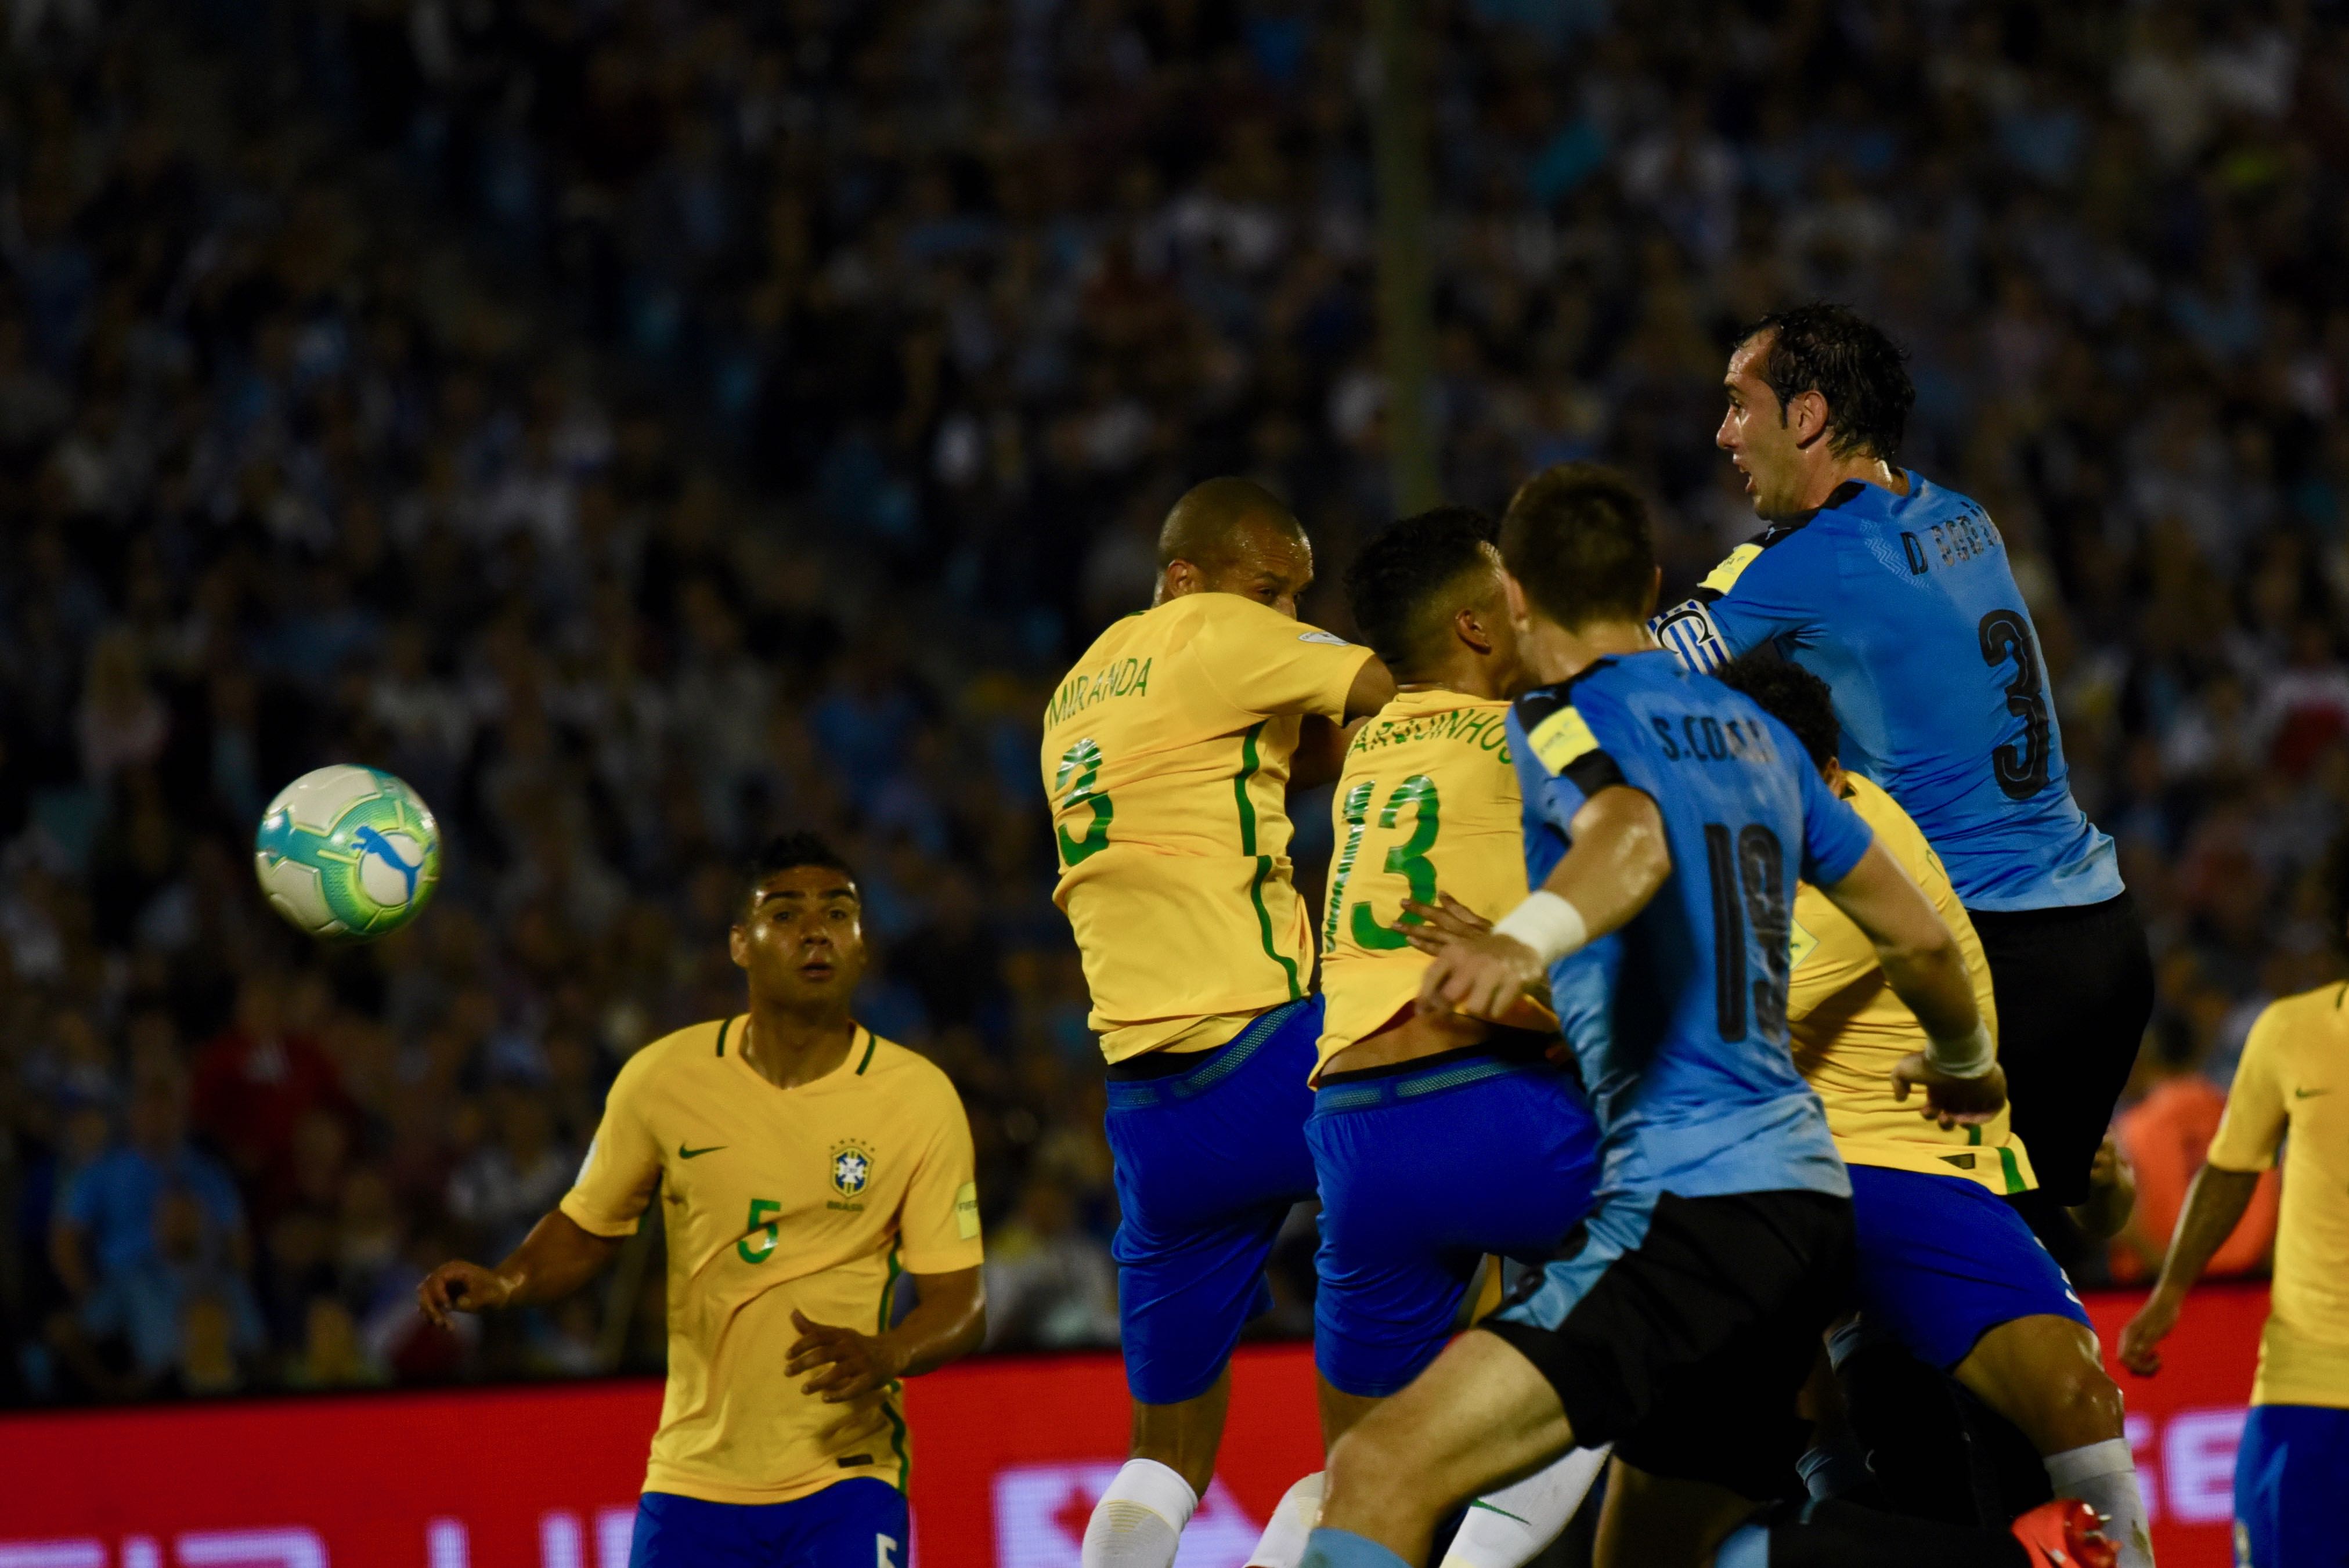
[560,1018,984,1504]
[2208,982,2349,1409]
[1318,688,1540,1074]
[1787,775,2030,1195]
[1041,592,1375,1062]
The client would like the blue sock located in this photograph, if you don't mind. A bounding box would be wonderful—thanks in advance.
[1299,1527,1412,1568]
[1716,1521,1770,1568]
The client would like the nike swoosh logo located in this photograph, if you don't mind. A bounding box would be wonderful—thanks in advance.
[2293,1088,2330,1100]
[679,1143,727,1159]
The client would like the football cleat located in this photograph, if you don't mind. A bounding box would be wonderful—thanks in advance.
[2009,1498,2119,1568]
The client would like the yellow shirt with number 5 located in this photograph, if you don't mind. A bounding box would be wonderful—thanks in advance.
[1041,592,1375,1062]
[561,1017,983,1505]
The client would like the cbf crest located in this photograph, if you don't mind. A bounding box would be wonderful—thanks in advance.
[829,1140,873,1200]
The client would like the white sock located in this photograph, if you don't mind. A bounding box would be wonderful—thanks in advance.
[1438,1445,1611,1568]
[2045,1439,2155,1568]
[1245,1472,1325,1567]
[1081,1458,1199,1568]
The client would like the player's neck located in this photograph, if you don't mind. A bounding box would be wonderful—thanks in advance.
[1784,453,1908,514]
[1397,652,1507,701]
[1519,616,1654,687]
[738,1005,858,1090]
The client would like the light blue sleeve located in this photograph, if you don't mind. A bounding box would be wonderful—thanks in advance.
[1653,530,1825,673]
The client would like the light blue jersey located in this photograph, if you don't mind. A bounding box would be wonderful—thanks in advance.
[1652,475,2120,913]
[1509,649,1873,1201]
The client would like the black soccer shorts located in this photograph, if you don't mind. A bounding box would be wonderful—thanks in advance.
[1481,1188,1854,1502]
[1966,890,2154,1209]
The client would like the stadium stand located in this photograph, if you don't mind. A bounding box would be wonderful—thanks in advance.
[1,0,2338,1403]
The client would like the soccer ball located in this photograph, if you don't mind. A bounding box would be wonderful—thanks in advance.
[254,765,442,941]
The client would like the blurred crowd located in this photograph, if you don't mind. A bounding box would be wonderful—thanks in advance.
[1,0,2339,1404]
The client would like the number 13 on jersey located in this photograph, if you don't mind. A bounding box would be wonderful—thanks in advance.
[1326,775,1441,950]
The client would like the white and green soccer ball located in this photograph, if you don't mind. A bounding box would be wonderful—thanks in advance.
[254,765,442,941]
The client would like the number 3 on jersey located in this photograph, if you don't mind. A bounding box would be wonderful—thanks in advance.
[1052,738,1113,866]
[1326,775,1441,950]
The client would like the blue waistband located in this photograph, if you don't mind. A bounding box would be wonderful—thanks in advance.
[1105,999,1307,1110]
[1311,1051,1551,1115]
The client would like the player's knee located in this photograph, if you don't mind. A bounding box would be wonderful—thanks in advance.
[1323,1412,1418,1507]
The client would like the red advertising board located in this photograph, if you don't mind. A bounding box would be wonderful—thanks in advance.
[0,1287,2266,1567]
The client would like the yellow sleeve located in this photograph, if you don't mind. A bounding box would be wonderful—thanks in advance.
[897,1074,984,1274]
[2208,1007,2289,1173]
[559,1065,663,1237]
[1190,598,1374,721]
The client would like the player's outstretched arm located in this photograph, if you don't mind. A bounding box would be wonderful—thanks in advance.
[417,1209,620,1328]
[787,1266,984,1413]
[1817,840,2005,1128]
[1417,785,1669,1020]
[2117,1162,2263,1376]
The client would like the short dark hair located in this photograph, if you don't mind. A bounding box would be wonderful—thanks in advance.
[739,832,856,918]
[1344,506,1499,676]
[1733,303,1914,462]
[1498,463,1655,631]
[1715,654,1841,774]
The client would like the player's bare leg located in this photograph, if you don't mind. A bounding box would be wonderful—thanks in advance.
[1304,1331,1576,1565]
[1081,1369,1232,1568]
[1251,1369,1608,1568]
[1954,1314,2153,1568]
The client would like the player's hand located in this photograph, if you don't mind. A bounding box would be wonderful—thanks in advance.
[2118,1289,2181,1378]
[1399,893,1493,953]
[417,1260,512,1328]
[1888,1053,2007,1128]
[788,1310,906,1403]
[1418,929,1545,1023]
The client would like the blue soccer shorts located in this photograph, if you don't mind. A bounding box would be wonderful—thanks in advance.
[2235,1403,2349,1568]
[1309,1045,1599,1397]
[1842,1164,2090,1372]
[1102,996,1322,1405]
[630,1479,905,1567]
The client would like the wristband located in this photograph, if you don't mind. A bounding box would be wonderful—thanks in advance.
[1924,1020,1996,1079]
[1491,891,1590,967]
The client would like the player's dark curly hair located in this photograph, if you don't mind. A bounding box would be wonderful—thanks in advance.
[1716,654,1841,774]
[1345,505,1499,677]
[740,832,857,917]
[1734,303,1914,463]
[1499,463,1655,630]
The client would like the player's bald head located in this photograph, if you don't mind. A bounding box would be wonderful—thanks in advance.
[1157,477,1305,570]
[1154,477,1315,617]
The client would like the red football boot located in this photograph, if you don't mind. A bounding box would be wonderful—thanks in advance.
[2009,1499,2119,1568]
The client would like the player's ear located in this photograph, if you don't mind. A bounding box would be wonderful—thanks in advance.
[1789,389,1831,447]
[1455,603,1495,656]
[727,923,750,971]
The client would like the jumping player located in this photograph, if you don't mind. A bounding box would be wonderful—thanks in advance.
[1294,463,2104,1568]
[1040,478,1394,1568]
[1656,304,2151,1244]
[417,834,986,1567]
[2120,834,2349,1568]
[1245,508,1607,1568]
[1722,656,2155,1567]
